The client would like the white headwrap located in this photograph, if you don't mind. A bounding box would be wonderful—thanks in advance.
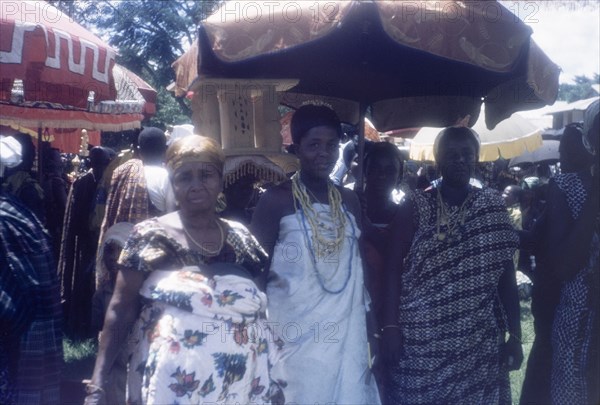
[168,124,195,145]
[0,136,23,177]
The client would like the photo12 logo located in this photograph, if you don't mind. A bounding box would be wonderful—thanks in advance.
[214,1,341,24]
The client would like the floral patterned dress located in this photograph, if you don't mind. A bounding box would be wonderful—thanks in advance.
[120,218,284,405]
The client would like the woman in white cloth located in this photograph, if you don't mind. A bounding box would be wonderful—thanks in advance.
[251,104,381,404]
[84,135,283,405]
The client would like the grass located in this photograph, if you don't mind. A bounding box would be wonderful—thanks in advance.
[62,338,97,381]
[510,299,535,404]
[61,338,98,404]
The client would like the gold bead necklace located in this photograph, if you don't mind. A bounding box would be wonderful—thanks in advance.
[182,219,225,256]
[291,172,346,258]
[435,187,472,243]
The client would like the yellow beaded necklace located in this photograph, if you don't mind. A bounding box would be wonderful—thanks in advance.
[291,172,347,259]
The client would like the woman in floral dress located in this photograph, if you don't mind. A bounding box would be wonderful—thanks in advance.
[84,135,283,405]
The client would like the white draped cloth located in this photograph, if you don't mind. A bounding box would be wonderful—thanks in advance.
[267,204,381,404]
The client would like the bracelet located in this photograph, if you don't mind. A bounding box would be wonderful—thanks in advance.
[381,324,401,333]
[85,383,106,395]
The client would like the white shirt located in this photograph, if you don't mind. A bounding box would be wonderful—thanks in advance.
[144,165,176,213]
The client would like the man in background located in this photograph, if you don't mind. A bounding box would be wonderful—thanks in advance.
[1,136,63,405]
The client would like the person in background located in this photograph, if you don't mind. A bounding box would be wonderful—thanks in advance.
[250,105,381,404]
[501,184,536,298]
[558,122,595,174]
[92,133,137,233]
[520,111,599,405]
[517,184,540,275]
[502,185,522,230]
[329,131,357,186]
[383,126,522,405]
[58,146,111,338]
[219,173,258,225]
[84,135,283,405]
[1,132,45,222]
[90,221,134,405]
[96,127,176,292]
[359,141,406,399]
[0,136,63,405]
[361,142,405,326]
[502,184,523,268]
[521,175,546,219]
[42,147,68,263]
[415,164,437,190]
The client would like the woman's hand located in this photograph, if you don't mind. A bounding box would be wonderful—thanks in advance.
[83,384,107,405]
[502,335,524,371]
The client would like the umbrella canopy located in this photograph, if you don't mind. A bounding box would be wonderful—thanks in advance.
[1,0,116,107]
[410,109,543,162]
[509,139,560,167]
[113,64,157,117]
[187,0,560,131]
[0,2,155,131]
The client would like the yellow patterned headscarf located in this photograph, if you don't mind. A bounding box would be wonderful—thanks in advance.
[166,135,225,175]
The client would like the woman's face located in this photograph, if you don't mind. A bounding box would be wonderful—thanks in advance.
[103,241,122,270]
[171,161,222,214]
[296,125,340,180]
[437,136,477,187]
[366,155,401,196]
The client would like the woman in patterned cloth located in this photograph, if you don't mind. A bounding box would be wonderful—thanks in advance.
[539,99,598,404]
[382,126,523,404]
[519,120,597,405]
[84,135,284,405]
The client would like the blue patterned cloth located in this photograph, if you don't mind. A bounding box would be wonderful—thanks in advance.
[550,172,599,404]
[0,193,63,405]
[387,186,517,405]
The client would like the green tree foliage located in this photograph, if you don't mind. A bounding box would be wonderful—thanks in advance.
[558,74,600,103]
[49,0,223,128]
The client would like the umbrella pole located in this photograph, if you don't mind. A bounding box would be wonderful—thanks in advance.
[37,126,43,182]
[355,102,367,192]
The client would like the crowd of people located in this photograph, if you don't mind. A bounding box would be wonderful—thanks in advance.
[0,99,598,405]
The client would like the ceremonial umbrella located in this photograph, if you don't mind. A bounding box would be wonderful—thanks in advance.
[509,139,560,167]
[1,1,157,169]
[187,0,559,130]
[0,1,153,131]
[410,108,544,162]
[172,0,560,184]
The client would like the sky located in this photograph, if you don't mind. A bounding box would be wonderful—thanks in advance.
[501,1,600,84]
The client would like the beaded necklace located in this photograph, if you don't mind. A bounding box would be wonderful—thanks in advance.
[291,172,354,294]
[291,173,347,258]
[182,218,225,256]
[435,186,472,243]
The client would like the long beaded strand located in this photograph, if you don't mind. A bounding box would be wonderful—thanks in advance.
[291,173,346,258]
[291,172,353,293]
